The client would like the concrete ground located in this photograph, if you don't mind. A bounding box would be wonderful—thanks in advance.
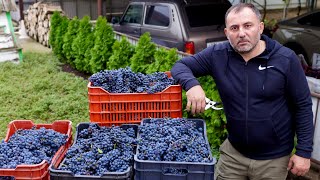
[17,36,51,53]
[14,20,51,54]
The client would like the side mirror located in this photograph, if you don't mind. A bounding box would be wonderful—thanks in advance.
[111,17,120,24]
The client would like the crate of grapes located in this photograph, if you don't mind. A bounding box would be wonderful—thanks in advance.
[134,118,216,180]
[0,120,72,180]
[49,122,138,180]
[88,68,182,126]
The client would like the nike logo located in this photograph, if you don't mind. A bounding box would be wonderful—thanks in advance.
[258,65,274,70]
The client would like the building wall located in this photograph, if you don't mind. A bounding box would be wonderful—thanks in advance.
[229,0,308,9]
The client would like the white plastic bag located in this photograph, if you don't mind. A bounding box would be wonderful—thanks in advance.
[312,53,320,70]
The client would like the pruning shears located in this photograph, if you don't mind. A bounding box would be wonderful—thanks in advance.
[205,97,223,110]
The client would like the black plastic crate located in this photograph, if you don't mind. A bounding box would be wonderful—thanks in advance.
[49,123,138,180]
[134,118,216,180]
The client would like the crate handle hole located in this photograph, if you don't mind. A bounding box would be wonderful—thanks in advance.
[0,176,15,180]
[162,167,188,176]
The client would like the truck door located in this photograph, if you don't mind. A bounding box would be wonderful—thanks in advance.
[113,3,143,38]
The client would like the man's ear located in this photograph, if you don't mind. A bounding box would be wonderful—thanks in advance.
[259,22,264,34]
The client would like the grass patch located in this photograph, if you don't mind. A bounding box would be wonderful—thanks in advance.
[0,52,89,139]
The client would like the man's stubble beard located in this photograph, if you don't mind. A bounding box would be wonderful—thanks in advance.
[228,33,261,54]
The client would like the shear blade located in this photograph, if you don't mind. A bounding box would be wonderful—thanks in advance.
[205,104,212,110]
[205,97,223,110]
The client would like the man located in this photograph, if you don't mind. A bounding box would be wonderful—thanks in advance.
[171,3,314,180]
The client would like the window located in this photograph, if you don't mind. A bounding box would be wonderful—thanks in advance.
[297,12,320,27]
[145,5,170,27]
[185,4,229,28]
[122,4,143,24]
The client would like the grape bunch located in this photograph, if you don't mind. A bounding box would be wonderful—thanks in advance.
[0,127,68,169]
[58,124,137,176]
[89,67,175,93]
[137,118,213,163]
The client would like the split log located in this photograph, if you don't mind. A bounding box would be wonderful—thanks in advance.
[24,2,64,47]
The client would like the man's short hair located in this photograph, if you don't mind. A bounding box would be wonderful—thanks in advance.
[225,3,262,25]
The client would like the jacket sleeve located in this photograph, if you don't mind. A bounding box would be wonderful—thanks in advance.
[170,46,214,91]
[286,52,314,158]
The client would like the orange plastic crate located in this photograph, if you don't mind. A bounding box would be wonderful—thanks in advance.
[88,81,182,126]
[0,120,72,180]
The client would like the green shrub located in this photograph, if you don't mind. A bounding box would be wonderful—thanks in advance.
[63,17,80,67]
[53,16,69,61]
[108,36,135,70]
[90,16,115,73]
[83,31,94,73]
[72,16,93,72]
[49,11,63,49]
[130,32,156,73]
[146,47,178,74]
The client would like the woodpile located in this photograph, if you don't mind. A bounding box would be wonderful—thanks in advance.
[24,1,63,47]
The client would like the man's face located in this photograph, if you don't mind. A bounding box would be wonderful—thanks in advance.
[224,7,264,54]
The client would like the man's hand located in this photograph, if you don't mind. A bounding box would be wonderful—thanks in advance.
[186,85,206,115]
[287,154,310,176]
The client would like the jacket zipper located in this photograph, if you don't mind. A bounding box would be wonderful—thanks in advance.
[245,61,249,145]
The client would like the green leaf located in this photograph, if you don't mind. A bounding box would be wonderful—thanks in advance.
[207,128,213,134]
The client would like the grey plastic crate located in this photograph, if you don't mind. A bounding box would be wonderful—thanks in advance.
[49,123,138,180]
[134,118,216,180]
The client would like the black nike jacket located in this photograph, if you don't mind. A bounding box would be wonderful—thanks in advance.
[171,35,314,160]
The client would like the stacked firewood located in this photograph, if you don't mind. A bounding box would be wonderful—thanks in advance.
[24,1,63,47]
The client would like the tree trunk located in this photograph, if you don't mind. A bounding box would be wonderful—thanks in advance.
[297,0,302,16]
[251,0,267,20]
[282,0,291,20]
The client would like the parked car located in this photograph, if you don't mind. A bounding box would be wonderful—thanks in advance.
[272,10,320,66]
[111,0,231,54]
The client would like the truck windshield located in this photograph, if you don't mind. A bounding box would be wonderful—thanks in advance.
[185,4,229,28]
